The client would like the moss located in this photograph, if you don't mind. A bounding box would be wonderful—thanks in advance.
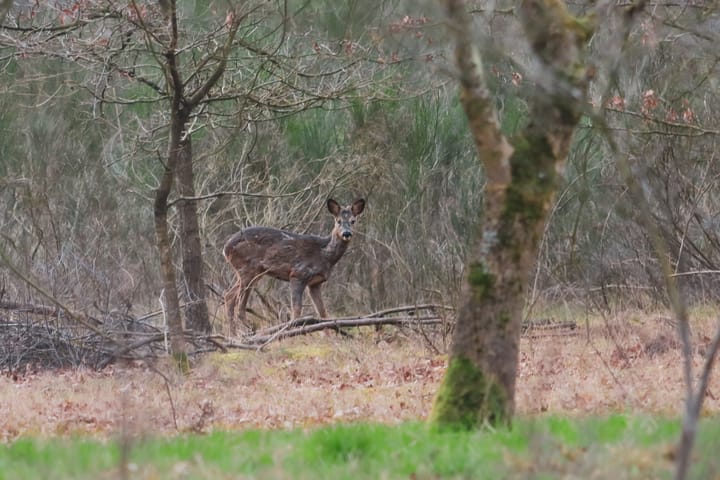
[282,344,333,360]
[544,0,596,43]
[503,133,556,221]
[173,351,190,375]
[429,355,508,430]
[565,13,596,43]
[467,262,494,300]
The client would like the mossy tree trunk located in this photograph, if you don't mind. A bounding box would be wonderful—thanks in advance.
[430,0,594,428]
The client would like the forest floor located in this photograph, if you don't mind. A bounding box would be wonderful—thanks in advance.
[1,308,719,441]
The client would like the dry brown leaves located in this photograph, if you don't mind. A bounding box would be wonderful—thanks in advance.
[1,312,719,441]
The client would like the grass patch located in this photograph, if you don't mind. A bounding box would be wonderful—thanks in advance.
[2,415,718,479]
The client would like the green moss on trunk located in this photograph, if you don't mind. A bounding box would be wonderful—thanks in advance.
[429,355,508,430]
[173,351,190,374]
[467,262,494,300]
[503,133,556,224]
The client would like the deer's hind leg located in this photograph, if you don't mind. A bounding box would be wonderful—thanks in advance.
[289,278,308,320]
[237,275,260,332]
[225,269,263,334]
[224,273,244,335]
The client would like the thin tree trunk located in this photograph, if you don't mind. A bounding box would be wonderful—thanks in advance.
[175,136,211,333]
[156,27,190,368]
[0,0,12,23]
[158,4,239,336]
[153,160,187,368]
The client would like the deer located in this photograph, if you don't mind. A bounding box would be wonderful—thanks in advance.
[223,198,366,334]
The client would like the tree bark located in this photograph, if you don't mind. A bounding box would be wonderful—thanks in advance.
[153,153,187,368]
[154,11,190,367]
[0,0,12,23]
[175,136,211,333]
[160,5,239,336]
[430,0,592,428]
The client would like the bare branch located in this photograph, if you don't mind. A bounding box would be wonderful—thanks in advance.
[0,241,121,346]
[186,7,247,108]
[167,181,323,207]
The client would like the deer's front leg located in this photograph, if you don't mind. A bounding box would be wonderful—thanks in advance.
[289,277,306,320]
[308,284,327,318]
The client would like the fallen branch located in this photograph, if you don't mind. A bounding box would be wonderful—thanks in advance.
[522,320,577,333]
[255,304,453,337]
[246,315,444,347]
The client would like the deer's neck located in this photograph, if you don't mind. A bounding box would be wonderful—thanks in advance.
[322,233,349,265]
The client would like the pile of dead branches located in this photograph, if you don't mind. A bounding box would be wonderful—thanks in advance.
[1,301,576,372]
[0,302,456,371]
[0,301,169,371]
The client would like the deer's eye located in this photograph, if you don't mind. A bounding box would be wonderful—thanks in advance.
[350,219,356,225]
[337,220,342,225]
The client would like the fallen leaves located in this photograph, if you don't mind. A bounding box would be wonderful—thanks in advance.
[2,314,720,440]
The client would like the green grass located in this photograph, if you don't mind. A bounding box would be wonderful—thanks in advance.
[1,415,719,479]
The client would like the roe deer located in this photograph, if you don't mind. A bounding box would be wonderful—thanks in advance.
[223,198,366,333]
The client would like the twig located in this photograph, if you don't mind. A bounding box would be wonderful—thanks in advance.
[255,320,294,351]
[144,362,178,431]
[364,304,455,318]
[676,321,720,480]
[166,183,320,207]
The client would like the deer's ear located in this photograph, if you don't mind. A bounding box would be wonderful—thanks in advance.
[327,199,341,215]
[351,198,366,216]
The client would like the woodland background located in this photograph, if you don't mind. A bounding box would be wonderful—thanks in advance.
[1,0,719,348]
[2,3,720,478]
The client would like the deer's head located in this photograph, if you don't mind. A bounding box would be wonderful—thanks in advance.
[328,198,365,242]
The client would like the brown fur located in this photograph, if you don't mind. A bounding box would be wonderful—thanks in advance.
[223,198,365,334]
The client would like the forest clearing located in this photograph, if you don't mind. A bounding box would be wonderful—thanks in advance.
[2,309,718,440]
[2,0,720,478]
[3,309,720,478]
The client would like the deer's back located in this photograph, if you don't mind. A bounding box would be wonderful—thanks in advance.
[224,227,330,281]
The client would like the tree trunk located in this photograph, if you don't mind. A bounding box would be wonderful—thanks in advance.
[154,33,191,369]
[153,157,187,370]
[430,126,565,426]
[159,5,239,335]
[430,0,592,429]
[0,0,12,23]
[175,136,211,333]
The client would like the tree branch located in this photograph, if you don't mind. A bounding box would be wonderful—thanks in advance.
[186,8,246,108]
[166,183,321,207]
[443,0,512,190]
